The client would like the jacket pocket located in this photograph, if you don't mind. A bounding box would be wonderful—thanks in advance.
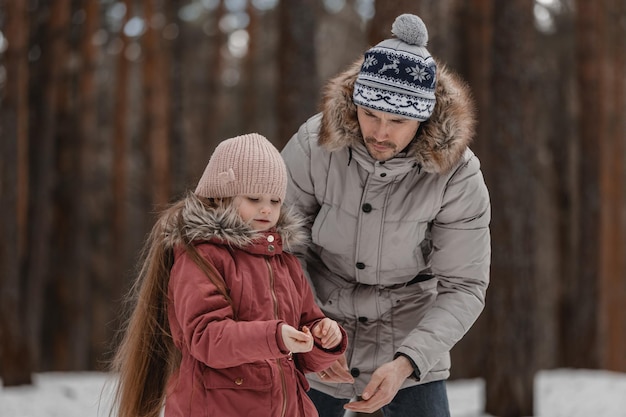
[204,362,272,390]
[204,362,274,416]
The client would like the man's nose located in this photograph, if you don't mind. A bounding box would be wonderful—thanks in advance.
[373,121,389,139]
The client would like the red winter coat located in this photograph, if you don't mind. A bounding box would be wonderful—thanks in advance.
[164,196,347,417]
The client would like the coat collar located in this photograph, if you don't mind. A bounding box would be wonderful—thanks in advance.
[162,193,308,253]
[350,140,419,178]
[318,59,476,174]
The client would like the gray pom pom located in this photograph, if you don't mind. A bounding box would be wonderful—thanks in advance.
[391,14,428,46]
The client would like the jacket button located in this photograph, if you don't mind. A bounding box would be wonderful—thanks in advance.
[350,368,360,378]
[356,262,365,269]
[380,172,387,177]
[234,377,244,385]
[362,203,372,213]
[358,316,368,323]
[268,244,275,252]
[267,235,275,242]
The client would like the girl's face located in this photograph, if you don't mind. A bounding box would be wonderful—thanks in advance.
[233,194,282,231]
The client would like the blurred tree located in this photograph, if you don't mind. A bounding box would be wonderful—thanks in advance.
[483,1,545,415]
[367,0,422,45]
[315,0,367,83]
[167,0,188,196]
[564,0,626,372]
[241,1,259,133]
[277,0,318,146]
[24,0,70,371]
[80,0,113,369]
[142,0,171,209]
[531,0,575,375]
[44,0,92,371]
[203,0,226,150]
[111,0,132,328]
[522,2,579,378]
[73,0,101,370]
[0,0,32,386]
[243,3,281,142]
[449,0,494,380]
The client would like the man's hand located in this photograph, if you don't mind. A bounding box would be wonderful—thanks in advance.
[343,356,414,413]
[316,353,355,383]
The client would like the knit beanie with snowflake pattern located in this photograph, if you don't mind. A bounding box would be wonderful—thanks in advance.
[353,14,437,122]
[194,133,287,201]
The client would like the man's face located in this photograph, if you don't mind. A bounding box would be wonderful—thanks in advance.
[356,106,421,162]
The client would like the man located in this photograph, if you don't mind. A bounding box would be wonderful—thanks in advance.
[281,14,491,417]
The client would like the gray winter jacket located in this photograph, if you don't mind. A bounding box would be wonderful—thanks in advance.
[281,60,491,399]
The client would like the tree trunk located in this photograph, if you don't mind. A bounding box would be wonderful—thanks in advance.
[483,2,542,416]
[22,0,69,372]
[245,3,281,142]
[316,0,367,84]
[0,0,33,386]
[599,0,626,373]
[44,0,97,371]
[537,2,580,372]
[449,0,493,380]
[142,0,171,209]
[564,0,626,372]
[277,0,318,145]
[367,1,422,45]
[202,0,226,155]
[111,0,132,316]
[79,0,109,369]
[241,1,259,134]
[166,0,187,197]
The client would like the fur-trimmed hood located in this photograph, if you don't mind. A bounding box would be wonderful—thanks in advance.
[318,58,476,174]
[161,193,308,252]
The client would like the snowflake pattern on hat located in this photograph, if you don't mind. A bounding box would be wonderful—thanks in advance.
[354,47,437,121]
[407,65,430,82]
[359,48,436,93]
[353,14,438,121]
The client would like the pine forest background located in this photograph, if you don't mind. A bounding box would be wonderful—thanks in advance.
[0,1,625,416]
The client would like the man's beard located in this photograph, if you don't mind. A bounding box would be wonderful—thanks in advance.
[364,136,397,160]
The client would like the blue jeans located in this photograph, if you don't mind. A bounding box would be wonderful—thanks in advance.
[307,381,451,417]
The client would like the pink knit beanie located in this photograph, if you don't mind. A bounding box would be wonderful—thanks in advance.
[194,133,287,201]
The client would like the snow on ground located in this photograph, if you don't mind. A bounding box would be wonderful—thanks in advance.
[1,369,625,417]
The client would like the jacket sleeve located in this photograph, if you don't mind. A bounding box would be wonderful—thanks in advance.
[289,259,348,374]
[169,248,287,369]
[281,118,323,289]
[395,153,491,378]
[281,119,322,222]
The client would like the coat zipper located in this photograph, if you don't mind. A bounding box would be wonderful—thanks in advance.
[266,257,288,417]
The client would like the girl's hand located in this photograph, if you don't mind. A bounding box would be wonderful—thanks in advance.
[281,324,313,353]
[311,318,342,349]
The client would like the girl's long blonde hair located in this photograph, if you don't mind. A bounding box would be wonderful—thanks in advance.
[110,196,234,417]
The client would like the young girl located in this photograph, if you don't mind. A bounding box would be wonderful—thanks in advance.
[111,133,348,417]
